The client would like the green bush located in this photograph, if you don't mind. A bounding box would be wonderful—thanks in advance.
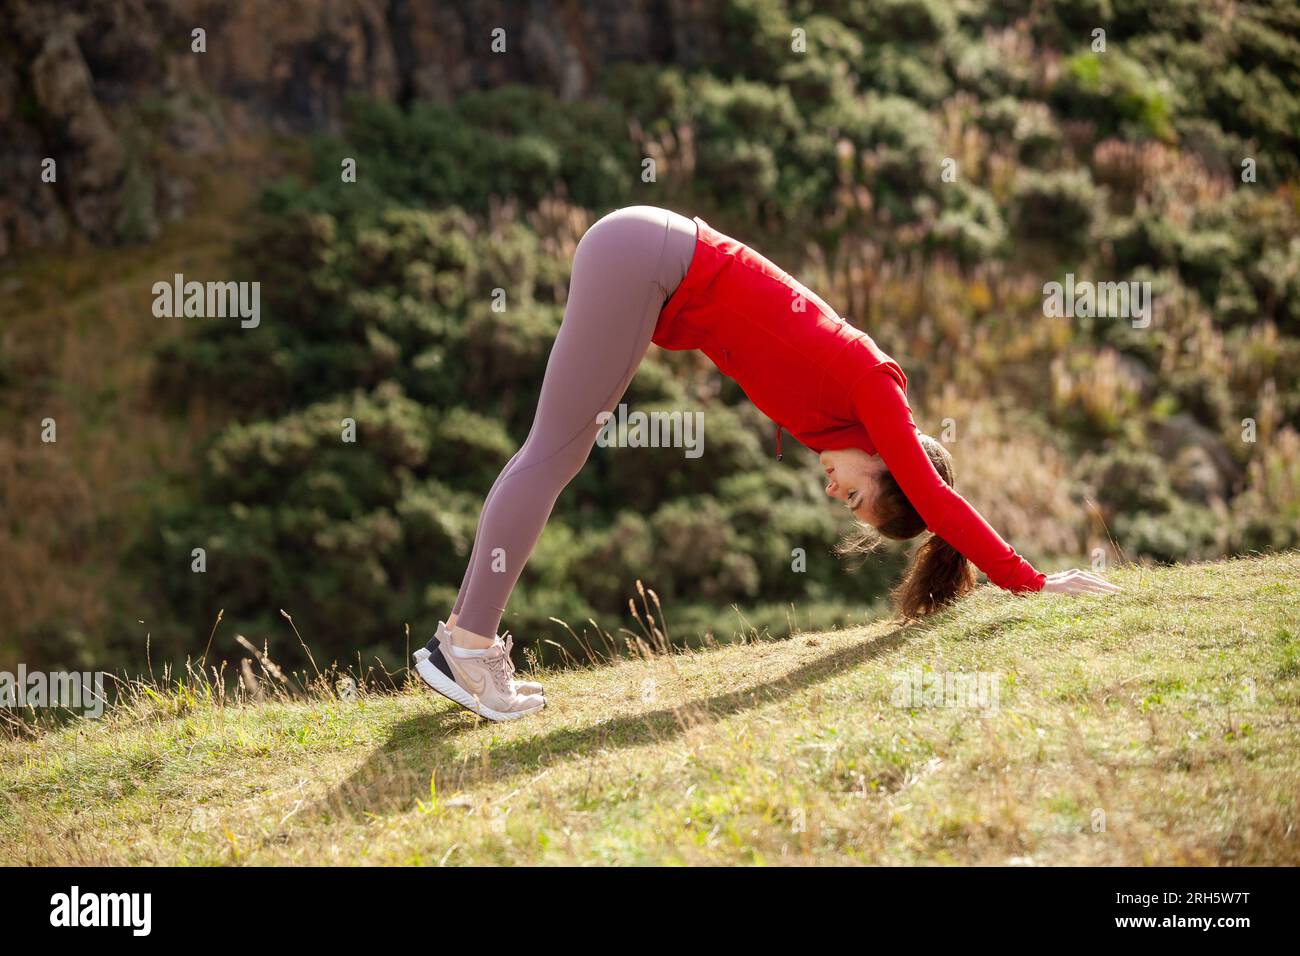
[1052,51,1175,141]
[1078,445,1177,515]
[1010,169,1103,255]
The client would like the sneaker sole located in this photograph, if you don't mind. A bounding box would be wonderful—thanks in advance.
[413,647,544,722]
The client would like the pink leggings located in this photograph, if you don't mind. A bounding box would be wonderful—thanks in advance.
[450,206,699,638]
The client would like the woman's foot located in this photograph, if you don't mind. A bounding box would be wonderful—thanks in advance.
[433,621,544,696]
[413,634,544,722]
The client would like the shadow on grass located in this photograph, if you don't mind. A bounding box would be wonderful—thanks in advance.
[305,623,912,825]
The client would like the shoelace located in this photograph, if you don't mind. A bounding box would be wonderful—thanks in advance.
[484,641,515,694]
[501,633,518,677]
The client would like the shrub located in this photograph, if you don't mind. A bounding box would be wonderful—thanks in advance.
[1010,169,1103,255]
[1052,51,1175,142]
[1078,445,1176,516]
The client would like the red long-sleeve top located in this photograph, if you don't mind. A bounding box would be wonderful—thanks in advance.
[652,215,1045,593]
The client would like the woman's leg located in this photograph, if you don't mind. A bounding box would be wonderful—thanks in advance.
[444,444,525,630]
[448,206,698,645]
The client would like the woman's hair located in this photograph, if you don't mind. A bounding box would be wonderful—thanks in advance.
[834,434,976,619]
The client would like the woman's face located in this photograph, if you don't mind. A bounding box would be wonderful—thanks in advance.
[819,448,889,526]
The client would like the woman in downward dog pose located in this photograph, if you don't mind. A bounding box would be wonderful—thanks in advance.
[413,206,1119,720]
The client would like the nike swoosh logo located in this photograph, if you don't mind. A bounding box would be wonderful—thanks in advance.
[455,664,488,697]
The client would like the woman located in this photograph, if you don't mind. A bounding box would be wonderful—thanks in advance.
[413,206,1119,720]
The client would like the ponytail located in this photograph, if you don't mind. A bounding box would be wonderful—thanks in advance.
[891,533,976,619]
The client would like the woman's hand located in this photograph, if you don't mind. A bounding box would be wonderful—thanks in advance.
[1041,569,1122,595]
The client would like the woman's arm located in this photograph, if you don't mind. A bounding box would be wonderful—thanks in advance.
[850,368,1046,593]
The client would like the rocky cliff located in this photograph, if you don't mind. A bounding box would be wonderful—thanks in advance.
[0,0,709,257]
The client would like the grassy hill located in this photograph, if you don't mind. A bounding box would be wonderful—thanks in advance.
[2,552,1297,866]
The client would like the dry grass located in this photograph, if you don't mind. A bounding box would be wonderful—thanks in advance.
[1,553,1296,866]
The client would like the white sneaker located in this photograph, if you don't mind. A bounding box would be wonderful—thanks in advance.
[413,635,544,722]
[432,621,544,697]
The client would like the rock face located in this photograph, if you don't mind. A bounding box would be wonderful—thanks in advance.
[30,23,127,241]
[0,0,705,258]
